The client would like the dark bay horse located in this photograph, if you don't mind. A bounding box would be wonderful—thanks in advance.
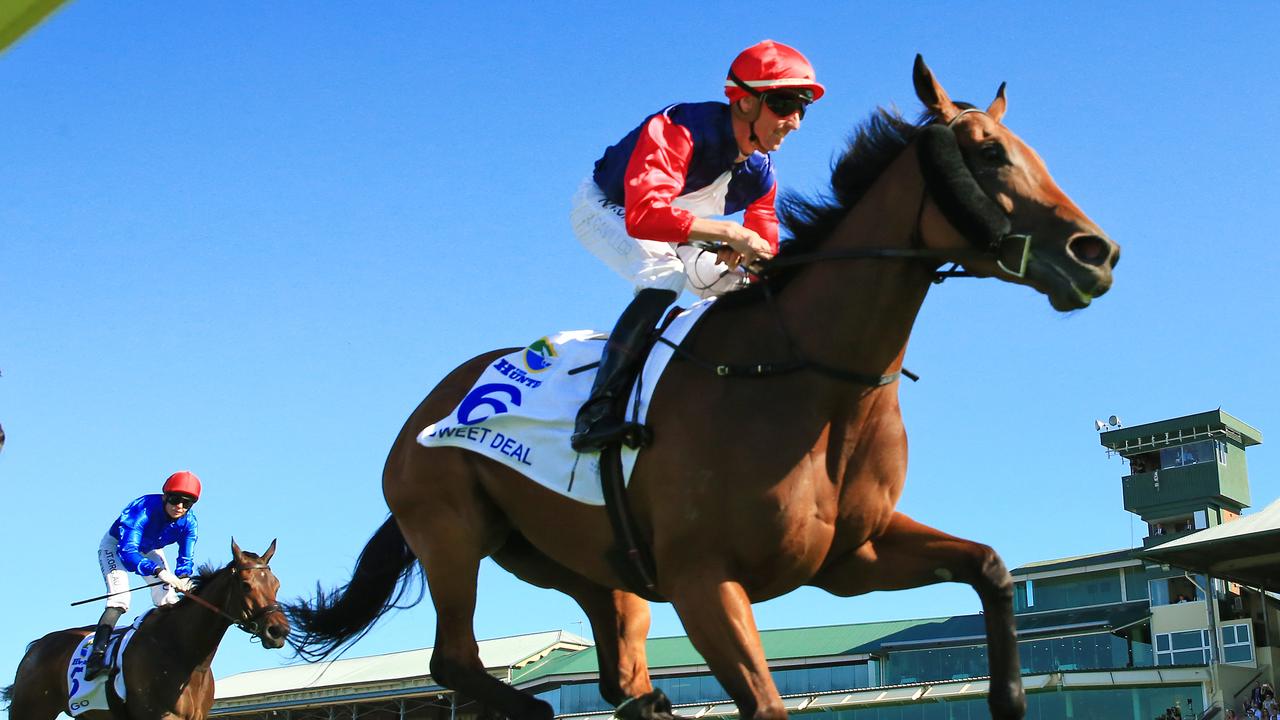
[4,541,289,720]
[288,57,1119,720]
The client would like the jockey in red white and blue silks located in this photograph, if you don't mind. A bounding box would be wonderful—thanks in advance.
[572,39,824,299]
[569,40,825,453]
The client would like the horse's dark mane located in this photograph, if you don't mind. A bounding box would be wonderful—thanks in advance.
[782,109,925,254]
[712,104,962,309]
[159,554,266,613]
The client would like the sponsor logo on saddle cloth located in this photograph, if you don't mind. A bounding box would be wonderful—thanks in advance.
[66,613,146,716]
[418,299,713,505]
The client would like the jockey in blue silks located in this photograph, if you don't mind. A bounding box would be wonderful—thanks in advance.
[84,470,201,680]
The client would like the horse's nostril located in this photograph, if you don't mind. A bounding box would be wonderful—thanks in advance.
[1068,235,1111,267]
[267,624,289,640]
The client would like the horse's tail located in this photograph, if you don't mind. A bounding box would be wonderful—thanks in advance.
[1,683,13,709]
[286,515,424,661]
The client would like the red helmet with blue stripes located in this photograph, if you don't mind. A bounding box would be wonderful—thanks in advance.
[725,40,825,103]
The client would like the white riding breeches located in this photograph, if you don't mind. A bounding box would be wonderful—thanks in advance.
[98,533,178,611]
[571,178,749,298]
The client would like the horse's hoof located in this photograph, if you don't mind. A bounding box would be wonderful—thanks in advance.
[615,689,676,720]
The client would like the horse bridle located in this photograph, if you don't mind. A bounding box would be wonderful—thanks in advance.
[754,108,1030,281]
[667,110,1031,388]
[182,562,283,639]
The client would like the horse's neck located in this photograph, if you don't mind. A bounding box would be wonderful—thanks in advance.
[148,573,234,670]
[777,143,935,381]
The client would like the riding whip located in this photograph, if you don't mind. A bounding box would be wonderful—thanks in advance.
[69,580,168,607]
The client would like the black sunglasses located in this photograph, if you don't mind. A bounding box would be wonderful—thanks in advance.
[762,91,812,119]
[165,493,197,508]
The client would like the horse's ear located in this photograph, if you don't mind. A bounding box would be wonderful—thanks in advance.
[231,538,244,561]
[261,538,277,564]
[913,54,959,123]
[986,82,1007,123]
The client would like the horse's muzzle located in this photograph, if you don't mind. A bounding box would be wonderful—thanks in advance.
[1067,233,1119,271]
[261,621,290,649]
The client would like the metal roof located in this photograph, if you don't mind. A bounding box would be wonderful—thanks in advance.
[513,619,945,684]
[514,604,1152,685]
[214,607,1160,715]
[1012,548,1138,575]
[1099,409,1262,456]
[214,630,591,705]
[1141,496,1280,589]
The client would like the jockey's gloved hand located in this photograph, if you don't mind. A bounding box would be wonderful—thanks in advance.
[156,568,192,592]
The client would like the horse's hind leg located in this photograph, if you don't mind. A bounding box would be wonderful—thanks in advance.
[7,638,73,720]
[493,535,657,710]
[4,686,64,720]
[810,511,1025,720]
[387,449,553,720]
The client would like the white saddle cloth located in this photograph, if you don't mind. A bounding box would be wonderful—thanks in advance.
[418,299,713,504]
[66,613,145,716]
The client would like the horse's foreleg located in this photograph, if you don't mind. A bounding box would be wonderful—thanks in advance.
[812,512,1025,720]
[666,574,785,720]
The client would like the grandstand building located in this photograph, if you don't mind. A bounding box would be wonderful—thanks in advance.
[213,410,1280,719]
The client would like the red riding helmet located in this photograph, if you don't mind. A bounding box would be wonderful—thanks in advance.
[162,470,202,500]
[724,40,825,103]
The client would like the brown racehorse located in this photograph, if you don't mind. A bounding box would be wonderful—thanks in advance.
[287,57,1118,720]
[3,541,289,720]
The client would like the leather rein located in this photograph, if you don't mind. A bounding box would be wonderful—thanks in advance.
[760,109,1030,282]
[180,562,282,639]
[667,109,1030,388]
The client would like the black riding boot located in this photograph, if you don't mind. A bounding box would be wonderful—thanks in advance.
[571,288,678,452]
[84,606,123,681]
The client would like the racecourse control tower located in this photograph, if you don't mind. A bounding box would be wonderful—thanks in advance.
[1100,409,1262,549]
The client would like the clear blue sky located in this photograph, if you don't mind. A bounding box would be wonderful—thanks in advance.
[3,3,1279,713]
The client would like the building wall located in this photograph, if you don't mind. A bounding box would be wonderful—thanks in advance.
[795,684,1204,720]
[1152,600,1210,635]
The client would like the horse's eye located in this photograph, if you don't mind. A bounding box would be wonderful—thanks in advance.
[242,581,253,593]
[980,143,1008,165]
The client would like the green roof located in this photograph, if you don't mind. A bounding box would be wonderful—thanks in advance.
[512,603,1151,685]
[512,617,951,684]
[1012,548,1138,575]
[1099,409,1262,454]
